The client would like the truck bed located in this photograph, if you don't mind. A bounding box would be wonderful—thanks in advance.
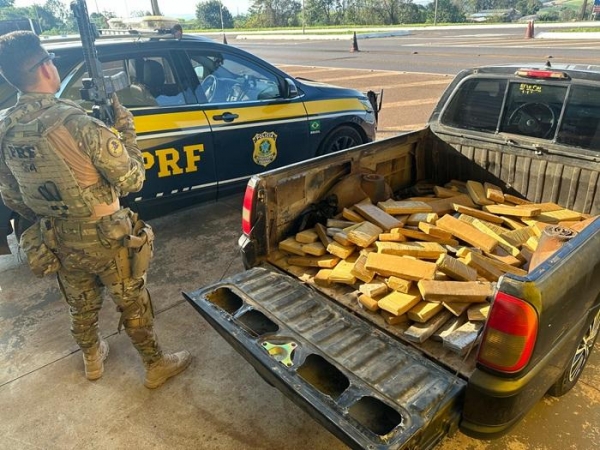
[239,126,599,377]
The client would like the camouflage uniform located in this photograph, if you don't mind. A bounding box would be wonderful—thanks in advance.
[0,93,162,366]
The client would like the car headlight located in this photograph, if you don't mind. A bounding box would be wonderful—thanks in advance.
[359,98,374,112]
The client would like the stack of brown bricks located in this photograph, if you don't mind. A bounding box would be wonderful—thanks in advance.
[273,179,597,355]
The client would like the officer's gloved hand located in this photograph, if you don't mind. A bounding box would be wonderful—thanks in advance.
[111,93,137,146]
[112,93,135,133]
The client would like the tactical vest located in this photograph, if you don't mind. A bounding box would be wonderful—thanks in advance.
[1,98,116,219]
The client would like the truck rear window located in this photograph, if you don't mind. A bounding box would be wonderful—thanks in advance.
[442,79,507,132]
[501,83,566,139]
[441,78,600,151]
[556,85,600,149]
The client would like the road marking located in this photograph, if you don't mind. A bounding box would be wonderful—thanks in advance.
[378,125,425,132]
[376,79,451,90]
[403,37,600,50]
[279,64,451,91]
[277,63,452,77]
[382,98,439,108]
[276,66,342,76]
[318,71,402,83]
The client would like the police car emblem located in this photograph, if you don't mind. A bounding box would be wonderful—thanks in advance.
[107,138,124,158]
[252,132,278,167]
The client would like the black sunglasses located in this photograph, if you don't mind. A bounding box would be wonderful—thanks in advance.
[28,52,55,73]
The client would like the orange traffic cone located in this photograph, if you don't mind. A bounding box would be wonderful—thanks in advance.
[525,20,534,39]
[351,31,359,52]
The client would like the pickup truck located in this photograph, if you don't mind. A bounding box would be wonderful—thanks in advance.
[184,63,600,450]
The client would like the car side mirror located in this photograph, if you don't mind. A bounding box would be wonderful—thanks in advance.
[284,78,299,99]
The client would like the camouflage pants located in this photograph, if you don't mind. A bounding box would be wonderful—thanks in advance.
[50,212,162,366]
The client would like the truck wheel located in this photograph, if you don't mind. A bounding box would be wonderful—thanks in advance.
[317,126,363,156]
[547,307,600,397]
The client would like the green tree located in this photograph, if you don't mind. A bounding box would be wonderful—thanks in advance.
[398,2,426,24]
[233,12,250,28]
[304,0,343,26]
[426,0,465,23]
[559,6,578,21]
[42,0,75,32]
[0,7,26,20]
[196,1,234,29]
[34,5,62,32]
[371,0,402,24]
[43,0,69,23]
[462,0,497,14]
[341,0,369,25]
[248,0,301,27]
[0,3,72,34]
[0,0,15,7]
[369,0,426,25]
[90,12,109,29]
[514,0,542,16]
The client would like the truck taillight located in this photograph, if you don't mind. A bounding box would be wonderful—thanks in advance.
[515,69,570,80]
[242,179,256,236]
[477,292,538,373]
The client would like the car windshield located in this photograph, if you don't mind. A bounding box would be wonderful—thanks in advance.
[441,76,600,151]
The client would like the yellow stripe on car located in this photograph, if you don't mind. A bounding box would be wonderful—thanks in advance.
[133,111,211,134]
[206,103,307,124]
[304,98,367,115]
[133,99,365,135]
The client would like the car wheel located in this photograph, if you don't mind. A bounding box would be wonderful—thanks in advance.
[317,126,363,156]
[547,307,600,397]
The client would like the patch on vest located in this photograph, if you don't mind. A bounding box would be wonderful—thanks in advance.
[107,138,124,158]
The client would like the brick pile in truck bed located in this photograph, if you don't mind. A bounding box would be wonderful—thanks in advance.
[269,180,596,355]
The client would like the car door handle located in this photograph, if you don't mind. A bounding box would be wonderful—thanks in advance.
[212,112,239,122]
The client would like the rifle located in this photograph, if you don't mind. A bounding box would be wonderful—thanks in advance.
[70,0,127,126]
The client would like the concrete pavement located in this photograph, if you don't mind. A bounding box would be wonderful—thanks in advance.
[1,193,599,450]
[0,195,344,450]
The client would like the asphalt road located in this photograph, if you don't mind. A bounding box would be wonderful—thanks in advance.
[232,26,600,75]
[234,28,600,138]
[1,29,599,450]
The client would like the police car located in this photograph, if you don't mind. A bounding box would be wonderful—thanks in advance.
[0,30,379,254]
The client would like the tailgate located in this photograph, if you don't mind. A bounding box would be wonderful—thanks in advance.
[184,266,466,450]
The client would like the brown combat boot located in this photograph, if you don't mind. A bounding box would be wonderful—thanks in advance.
[83,339,109,381]
[144,350,192,389]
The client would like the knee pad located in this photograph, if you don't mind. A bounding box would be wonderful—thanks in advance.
[118,288,155,331]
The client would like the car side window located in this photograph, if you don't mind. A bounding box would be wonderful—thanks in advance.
[61,55,185,109]
[185,49,282,104]
[134,56,186,106]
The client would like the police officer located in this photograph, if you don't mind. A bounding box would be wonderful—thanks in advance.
[0,31,191,388]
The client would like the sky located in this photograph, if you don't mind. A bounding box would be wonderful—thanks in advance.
[13,0,251,19]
